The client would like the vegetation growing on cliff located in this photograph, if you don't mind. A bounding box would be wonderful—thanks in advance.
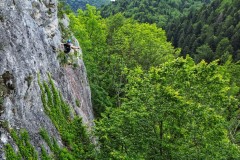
[5,130,38,160]
[5,75,96,160]
[38,75,96,159]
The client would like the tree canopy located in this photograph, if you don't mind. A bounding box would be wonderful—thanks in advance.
[68,6,179,117]
[63,0,110,11]
[96,57,240,159]
[167,0,240,62]
[65,4,240,159]
[100,0,212,27]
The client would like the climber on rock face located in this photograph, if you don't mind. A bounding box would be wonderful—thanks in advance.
[61,39,80,66]
[62,39,80,54]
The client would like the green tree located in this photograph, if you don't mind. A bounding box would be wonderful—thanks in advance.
[215,38,233,63]
[195,44,214,63]
[68,9,179,116]
[167,0,240,61]
[110,21,179,70]
[69,5,111,117]
[96,57,240,159]
[100,0,211,27]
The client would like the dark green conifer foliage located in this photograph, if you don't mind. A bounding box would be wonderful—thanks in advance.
[167,0,240,62]
[64,0,110,11]
[101,0,212,27]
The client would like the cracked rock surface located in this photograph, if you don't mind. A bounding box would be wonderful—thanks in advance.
[0,0,94,158]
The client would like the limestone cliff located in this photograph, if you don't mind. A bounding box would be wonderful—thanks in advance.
[0,0,94,158]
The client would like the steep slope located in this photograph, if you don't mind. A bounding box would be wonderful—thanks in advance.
[100,0,212,27]
[167,0,240,62]
[0,0,94,158]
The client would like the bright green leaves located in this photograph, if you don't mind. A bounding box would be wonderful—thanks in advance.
[64,4,240,159]
[69,5,107,54]
[96,57,240,159]
[111,22,179,70]
[5,130,38,160]
[5,144,21,160]
[68,6,179,117]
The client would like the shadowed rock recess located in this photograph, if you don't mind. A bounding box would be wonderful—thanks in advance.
[0,0,94,158]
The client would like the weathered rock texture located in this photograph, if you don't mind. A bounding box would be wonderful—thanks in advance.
[0,0,94,158]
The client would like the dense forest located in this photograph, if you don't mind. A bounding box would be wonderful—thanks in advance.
[61,0,240,158]
[100,0,212,27]
[62,0,110,11]
[167,0,240,62]
[6,0,240,159]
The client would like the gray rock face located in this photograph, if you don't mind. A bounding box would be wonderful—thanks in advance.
[0,0,94,158]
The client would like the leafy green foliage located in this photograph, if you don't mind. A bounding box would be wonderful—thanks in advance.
[40,146,52,160]
[11,130,38,160]
[96,57,240,159]
[5,144,21,160]
[109,20,179,70]
[58,0,72,19]
[68,6,179,117]
[57,51,68,65]
[60,2,240,159]
[101,0,212,27]
[167,0,240,62]
[57,50,80,66]
[68,4,111,117]
[59,22,72,41]
[5,130,38,160]
[194,44,214,63]
[6,2,240,159]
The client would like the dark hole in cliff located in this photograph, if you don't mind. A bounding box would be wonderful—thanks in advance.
[0,71,15,115]
[2,71,15,90]
[12,108,16,116]
[39,53,42,58]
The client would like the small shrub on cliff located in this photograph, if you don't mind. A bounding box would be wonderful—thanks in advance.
[5,144,21,160]
[57,51,68,66]
[5,130,38,160]
[38,74,96,159]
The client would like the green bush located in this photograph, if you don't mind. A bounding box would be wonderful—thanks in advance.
[57,51,68,66]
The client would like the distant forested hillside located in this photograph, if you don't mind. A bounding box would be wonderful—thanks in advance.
[64,0,110,11]
[100,0,212,27]
[167,0,240,62]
